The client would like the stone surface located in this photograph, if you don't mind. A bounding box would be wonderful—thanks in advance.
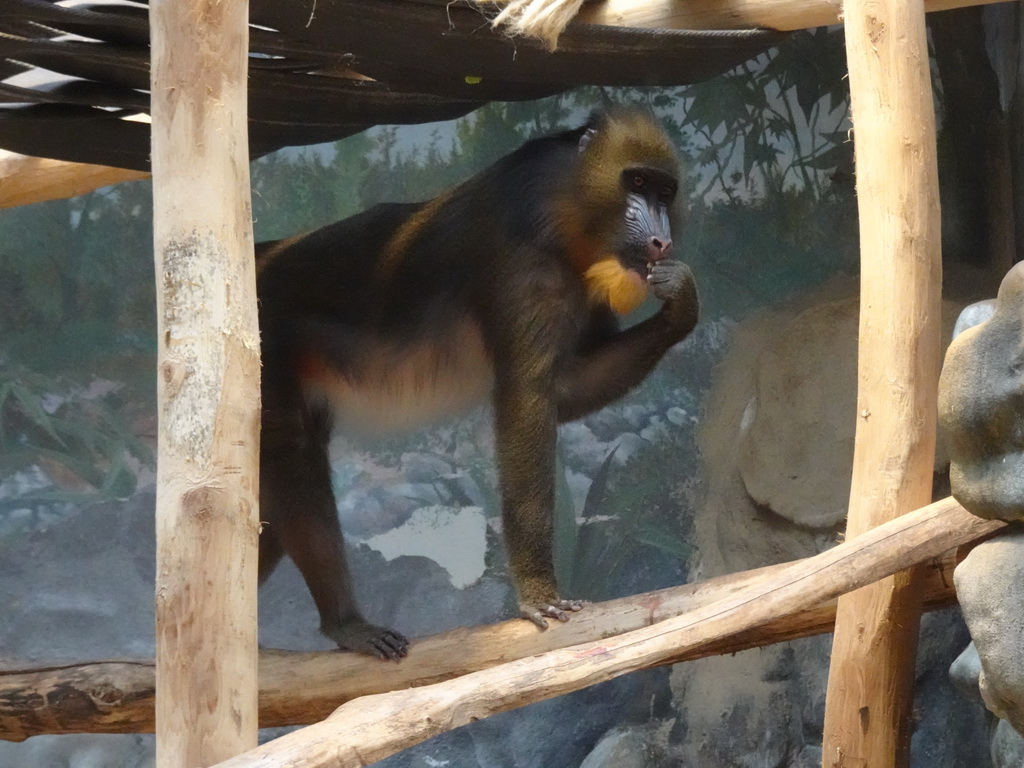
[992,719,1024,768]
[578,727,654,768]
[940,263,1024,521]
[736,297,860,529]
[737,295,962,530]
[953,299,997,339]
[950,642,984,704]
[0,734,155,768]
[956,531,1024,734]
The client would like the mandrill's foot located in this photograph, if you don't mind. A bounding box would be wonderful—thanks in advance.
[322,619,409,661]
[519,598,586,630]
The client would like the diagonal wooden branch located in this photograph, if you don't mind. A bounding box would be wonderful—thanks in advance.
[205,497,999,768]
[0,539,970,742]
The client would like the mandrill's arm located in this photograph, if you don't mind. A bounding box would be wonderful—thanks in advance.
[555,260,699,423]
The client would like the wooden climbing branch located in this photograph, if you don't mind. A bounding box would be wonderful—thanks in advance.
[821,0,943,766]
[202,498,997,768]
[0,535,976,742]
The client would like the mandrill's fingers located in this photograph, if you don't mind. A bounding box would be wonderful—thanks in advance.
[648,259,699,338]
[647,259,694,303]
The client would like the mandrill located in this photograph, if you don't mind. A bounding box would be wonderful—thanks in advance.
[255,107,699,659]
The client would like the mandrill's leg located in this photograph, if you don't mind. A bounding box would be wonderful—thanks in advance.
[260,402,409,660]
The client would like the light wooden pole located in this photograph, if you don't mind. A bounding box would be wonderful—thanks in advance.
[821,0,942,765]
[149,0,260,766]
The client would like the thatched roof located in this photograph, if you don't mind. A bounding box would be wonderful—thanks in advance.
[0,0,784,170]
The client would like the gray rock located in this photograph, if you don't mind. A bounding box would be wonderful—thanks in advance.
[956,531,1024,733]
[736,298,860,530]
[953,300,998,340]
[737,297,963,530]
[372,670,674,768]
[911,609,993,768]
[640,415,671,443]
[992,719,1024,768]
[611,433,648,465]
[336,487,386,536]
[579,727,652,768]
[399,452,453,483]
[950,642,985,704]
[666,406,691,426]
[0,493,157,663]
[940,264,1024,521]
[793,745,824,768]
[0,734,155,768]
[688,284,990,768]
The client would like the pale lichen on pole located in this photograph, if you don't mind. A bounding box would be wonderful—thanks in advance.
[821,0,943,765]
[149,0,261,766]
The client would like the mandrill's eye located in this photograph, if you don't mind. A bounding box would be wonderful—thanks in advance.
[633,175,645,189]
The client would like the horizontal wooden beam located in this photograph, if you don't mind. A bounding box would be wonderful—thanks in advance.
[1,0,1012,208]
[0,497,999,744]
[577,0,1012,32]
[0,152,148,210]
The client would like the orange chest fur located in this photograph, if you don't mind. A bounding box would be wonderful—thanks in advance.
[562,226,649,316]
[582,257,649,315]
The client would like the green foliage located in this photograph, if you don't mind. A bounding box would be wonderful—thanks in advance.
[557,436,696,602]
[0,182,156,379]
[251,131,375,240]
[0,180,157,521]
[690,183,859,319]
[0,366,154,516]
[683,28,852,201]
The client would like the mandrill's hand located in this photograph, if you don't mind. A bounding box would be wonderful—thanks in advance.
[648,260,699,338]
[648,259,695,303]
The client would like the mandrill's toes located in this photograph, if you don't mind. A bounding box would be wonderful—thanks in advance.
[519,598,587,629]
[323,619,410,661]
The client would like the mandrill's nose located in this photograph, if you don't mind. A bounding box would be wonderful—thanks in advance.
[647,235,673,261]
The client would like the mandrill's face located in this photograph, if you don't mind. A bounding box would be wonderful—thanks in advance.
[618,165,677,277]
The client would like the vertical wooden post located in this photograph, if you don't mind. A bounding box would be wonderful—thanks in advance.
[822,2,941,767]
[150,0,260,766]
